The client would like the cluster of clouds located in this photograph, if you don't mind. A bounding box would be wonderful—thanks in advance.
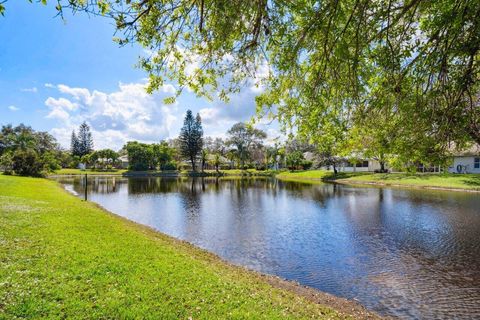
[41,78,280,150]
[44,81,179,150]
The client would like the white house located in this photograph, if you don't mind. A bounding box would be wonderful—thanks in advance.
[118,155,129,169]
[448,144,480,174]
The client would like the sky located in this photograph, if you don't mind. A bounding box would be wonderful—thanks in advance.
[0,1,280,150]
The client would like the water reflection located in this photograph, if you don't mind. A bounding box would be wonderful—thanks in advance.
[56,176,480,319]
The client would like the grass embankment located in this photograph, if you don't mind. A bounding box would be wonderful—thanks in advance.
[276,170,480,191]
[0,175,373,319]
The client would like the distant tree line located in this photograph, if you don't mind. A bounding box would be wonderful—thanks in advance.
[0,124,62,176]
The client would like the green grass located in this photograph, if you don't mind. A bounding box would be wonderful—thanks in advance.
[53,168,127,175]
[0,175,347,319]
[276,170,480,191]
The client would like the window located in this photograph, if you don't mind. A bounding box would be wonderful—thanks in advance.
[352,160,369,168]
[475,158,480,169]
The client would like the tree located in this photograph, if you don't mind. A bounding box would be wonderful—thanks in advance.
[0,124,60,176]
[15,0,477,159]
[0,152,13,175]
[12,149,43,176]
[94,149,119,169]
[77,122,94,157]
[70,131,81,157]
[125,141,152,171]
[178,110,203,172]
[286,151,304,171]
[227,123,266,169]
[200,149,208,173]
[210,153,222,173]
[152,141,175,170]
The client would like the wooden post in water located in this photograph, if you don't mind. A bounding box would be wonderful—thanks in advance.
[84,173,87,201]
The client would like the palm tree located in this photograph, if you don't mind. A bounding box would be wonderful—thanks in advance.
[212,153,221,173]
[200,149,208,173]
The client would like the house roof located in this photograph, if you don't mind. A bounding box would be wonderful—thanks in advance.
[118,155,129,161]
[449,143,480,157]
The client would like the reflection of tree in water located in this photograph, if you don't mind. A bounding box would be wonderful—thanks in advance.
[71,176,125,194]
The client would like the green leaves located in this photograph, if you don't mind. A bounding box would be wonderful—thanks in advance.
[1,0,478,161]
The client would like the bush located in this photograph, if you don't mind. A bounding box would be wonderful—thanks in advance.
[161,161,177,171]
[0,152,14,175]
[12,149,45,177]
[301,160,313,170]
[41,152,61,172]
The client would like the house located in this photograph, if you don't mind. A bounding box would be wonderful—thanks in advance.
[118,155,129,169]
[448,144,480,174]
[303,152,388,172]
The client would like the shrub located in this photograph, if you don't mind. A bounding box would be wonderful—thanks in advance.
[302,160,313,170]
[161,161,177,171]
[0,152,14,175]
[12,149,45,177]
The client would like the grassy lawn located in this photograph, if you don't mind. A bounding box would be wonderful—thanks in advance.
[276,170,480,191]
[0,175,359,319]
[53,168,128,175]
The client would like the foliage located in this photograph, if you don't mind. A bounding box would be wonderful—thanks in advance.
[123,141,176,171]
[227,123,267,169]
[12,149,44,177]
[200,149,208,172]
[125,141,153,171]
[15,0,478,162]
[77,122,94,157]
[0,124,61,176]
[286,151,305,171]
[152,141,175,170]
[92,149,119,169]
[210,153,222,172]
[0,152,13,174]
[178,110,203,171]
[70,130,80,156]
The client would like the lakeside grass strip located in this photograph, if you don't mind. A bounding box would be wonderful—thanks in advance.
[276,170,480,192]
[0,175,376,319]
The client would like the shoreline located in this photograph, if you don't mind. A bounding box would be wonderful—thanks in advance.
[55,179,381,319]
[276,175,480,193]
[51,170,480,193]
[331,179,480,193]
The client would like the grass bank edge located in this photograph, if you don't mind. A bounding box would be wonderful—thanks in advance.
[0,175,377,319]
[276,170,480,191]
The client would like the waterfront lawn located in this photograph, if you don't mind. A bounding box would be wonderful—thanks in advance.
[0,175,347,319]
[276,170,480,191]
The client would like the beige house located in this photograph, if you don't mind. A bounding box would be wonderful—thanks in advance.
[448,144,480,174]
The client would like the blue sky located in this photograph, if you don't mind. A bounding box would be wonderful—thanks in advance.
[0,1,278,150]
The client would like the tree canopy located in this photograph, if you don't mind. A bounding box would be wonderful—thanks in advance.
[178,110,203,171]
[2,0,479,161]
[227,122,267,168]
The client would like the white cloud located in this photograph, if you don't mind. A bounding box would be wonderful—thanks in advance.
[8,105,19,111]
[45,81,179,150]
[44,83,55,88]
[21,87,38,93]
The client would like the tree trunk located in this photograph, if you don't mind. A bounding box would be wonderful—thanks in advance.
[190,156,196,172]
[380,161,385,172]
[333,163,338,175]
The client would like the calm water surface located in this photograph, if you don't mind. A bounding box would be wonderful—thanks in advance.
[57,176,480,319]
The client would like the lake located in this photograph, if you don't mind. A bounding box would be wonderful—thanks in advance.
[56,176,480,319]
